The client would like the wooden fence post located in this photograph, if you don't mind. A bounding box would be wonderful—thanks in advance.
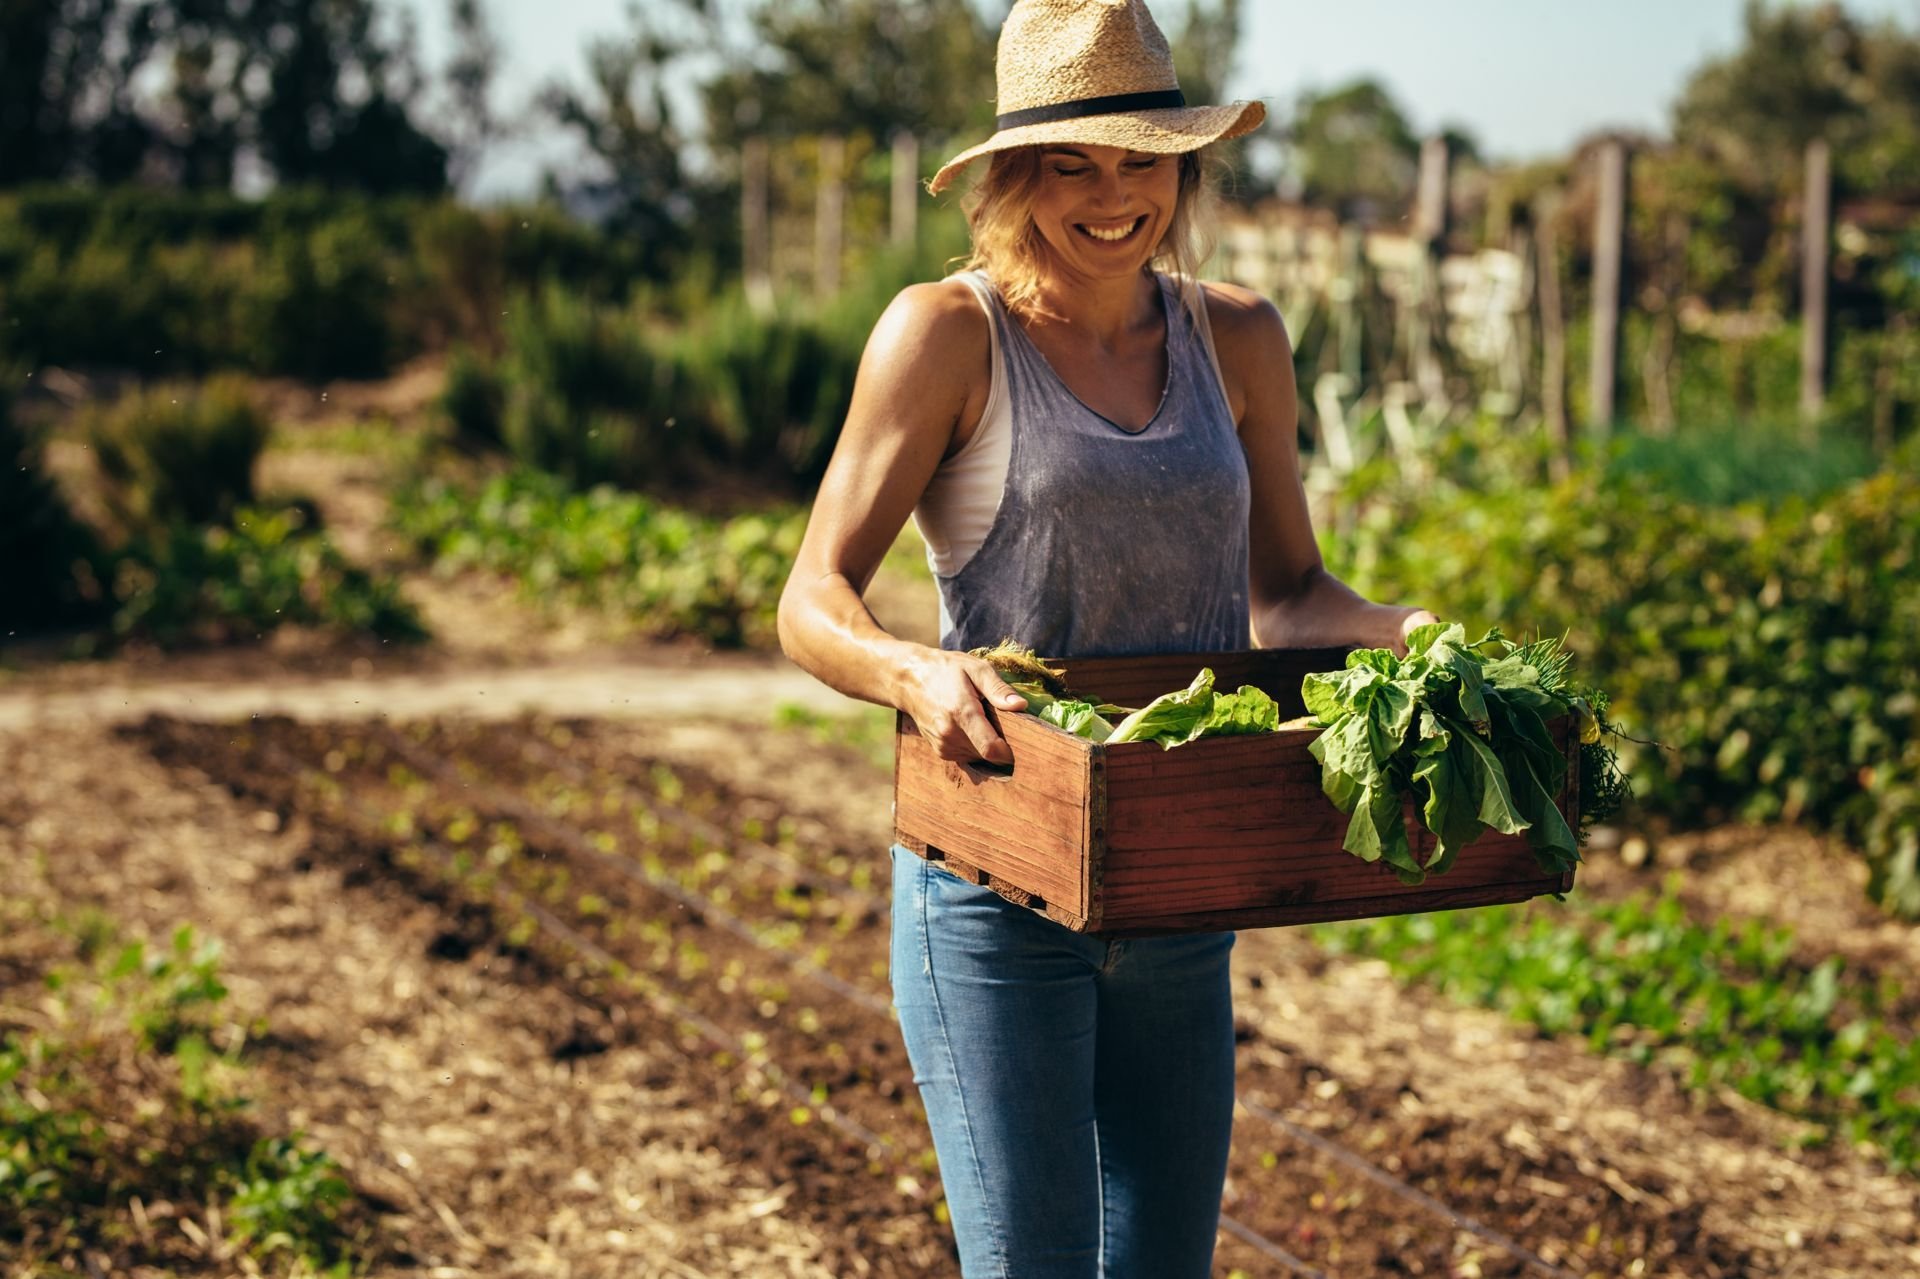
[742,137,772,313]
[815,135,846,300]
[891,131,920,251]
[1588,140,1627,438]
[1535,192,1571,479]
[1800,137,1831,434]
[1411,135,1452,398]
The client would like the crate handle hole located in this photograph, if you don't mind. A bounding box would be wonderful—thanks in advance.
[961,758,1015,783]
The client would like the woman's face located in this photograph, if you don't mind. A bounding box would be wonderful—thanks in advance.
[1027,143,1181,282]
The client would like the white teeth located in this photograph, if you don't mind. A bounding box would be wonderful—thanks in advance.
[1081,218,1140,242]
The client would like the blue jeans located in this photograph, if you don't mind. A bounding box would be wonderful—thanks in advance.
[888,845,1237,1279]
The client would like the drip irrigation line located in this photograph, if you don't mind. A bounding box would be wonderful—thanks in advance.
[381,727,894,1019]
[263,737,893,1155]
[1219,1214,1329,1278]
[416,725,1575,1278]
[241,723,1578,1279]
[1236,1097,1582,1279]
[514,732,892,918]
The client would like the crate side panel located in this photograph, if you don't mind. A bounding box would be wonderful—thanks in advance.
[894,710,1092,915]
[1096,723,1577,924]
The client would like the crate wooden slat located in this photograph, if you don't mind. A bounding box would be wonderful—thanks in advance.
[892,647,1579,937]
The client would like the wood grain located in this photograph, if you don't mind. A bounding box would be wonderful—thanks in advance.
[891,649,1584,936]
[893,707,1094,919]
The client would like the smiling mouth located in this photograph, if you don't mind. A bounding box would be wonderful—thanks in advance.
[1077,215,1147,243]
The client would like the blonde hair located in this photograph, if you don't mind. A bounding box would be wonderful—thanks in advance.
[955,146,1219,316]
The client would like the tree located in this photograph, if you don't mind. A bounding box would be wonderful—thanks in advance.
[0,0,452,195]
[441,0,503,195]
[1287,79,1419,221]
[1673,0,1920,192]
[698,0,995,151]
[0,0,166,185]
[537,14,704,267]
[241,0,448,194]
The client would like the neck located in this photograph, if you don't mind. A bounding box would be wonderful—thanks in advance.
[1024,262,1161,345]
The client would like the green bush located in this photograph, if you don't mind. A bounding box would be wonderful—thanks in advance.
[107,505,427,648]
[83,375,270,536]
[1331,422,1920,916]
[473,240,954,493]
[0,185,662,380]
[440,343,506,448]
[0,371,108,633]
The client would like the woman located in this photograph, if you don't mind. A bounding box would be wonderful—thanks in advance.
[777,2,1435,1274]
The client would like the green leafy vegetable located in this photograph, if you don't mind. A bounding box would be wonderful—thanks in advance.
[1306,622,1588,885]
[1107,668,1217,747]
[1039,699,1114,742]
[1197,685,1282,737]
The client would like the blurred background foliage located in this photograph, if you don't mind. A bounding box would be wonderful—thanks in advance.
[0,0,1916,916]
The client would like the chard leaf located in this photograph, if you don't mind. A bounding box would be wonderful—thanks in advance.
[1500,738,1580,873]
[1107,668,1216,748]
[1303,665,1380,721]
[1343,781,1419,881]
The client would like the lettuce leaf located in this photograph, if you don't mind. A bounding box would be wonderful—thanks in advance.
[1038,699,1114,742]
[1107,668,1216,748]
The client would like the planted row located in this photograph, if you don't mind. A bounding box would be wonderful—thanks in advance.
[0,910,361,1273]
[1318,888,1920,1172]
[388,468,804,648]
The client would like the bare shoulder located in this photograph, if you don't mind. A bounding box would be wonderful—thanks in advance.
[866,277,989,373]
[1197,280,1290,354]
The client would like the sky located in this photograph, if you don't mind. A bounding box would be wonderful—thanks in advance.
[401,0,1920,201]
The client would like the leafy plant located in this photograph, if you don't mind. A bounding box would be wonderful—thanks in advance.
[108,504,426,647]
[82,375,269,537]
[225,1136,354,1264]
[1302,624,1590,883]
[388,467,803,647]
[1319,884,1920,1171]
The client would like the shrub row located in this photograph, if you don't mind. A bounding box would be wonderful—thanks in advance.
[442,236,960,494]
[0,186,653,380]
[386,468,805,649]
[1330,422,1920,917]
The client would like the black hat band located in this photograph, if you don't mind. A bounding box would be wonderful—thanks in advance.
[995,88,1187,131]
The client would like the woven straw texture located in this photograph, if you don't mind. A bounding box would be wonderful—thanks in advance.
[929,0,1264,194]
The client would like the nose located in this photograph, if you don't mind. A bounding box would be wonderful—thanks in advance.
[1090,165,1126,208]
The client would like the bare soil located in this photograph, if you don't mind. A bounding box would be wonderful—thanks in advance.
[4,678,1914,1277]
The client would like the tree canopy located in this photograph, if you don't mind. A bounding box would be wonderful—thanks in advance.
[1673,0,1920,192]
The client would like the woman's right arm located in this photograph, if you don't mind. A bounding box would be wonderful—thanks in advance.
[776,281,1029,764]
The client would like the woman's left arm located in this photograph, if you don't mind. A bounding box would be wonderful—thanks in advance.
[1204,282,1437,655]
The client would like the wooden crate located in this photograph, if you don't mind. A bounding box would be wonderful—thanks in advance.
[893,647,1579,937]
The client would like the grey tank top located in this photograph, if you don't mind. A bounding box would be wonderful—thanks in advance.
[936,270,1251,659]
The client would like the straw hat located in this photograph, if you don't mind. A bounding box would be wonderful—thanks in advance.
[927,0,1265,196]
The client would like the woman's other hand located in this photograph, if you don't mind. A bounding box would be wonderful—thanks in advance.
[898,649,1030,764]
[1393,608,1441,657]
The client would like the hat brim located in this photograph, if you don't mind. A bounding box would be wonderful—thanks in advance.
[927,100,1266,195]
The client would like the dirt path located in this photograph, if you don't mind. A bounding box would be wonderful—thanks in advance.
[0,649,865,732]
